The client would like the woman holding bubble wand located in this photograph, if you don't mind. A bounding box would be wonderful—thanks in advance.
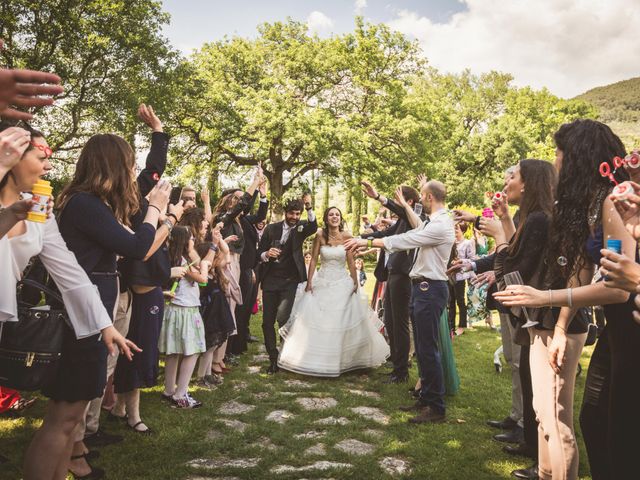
[494,119,636,480]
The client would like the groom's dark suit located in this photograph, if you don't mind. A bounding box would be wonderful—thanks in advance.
[258,215,317,363]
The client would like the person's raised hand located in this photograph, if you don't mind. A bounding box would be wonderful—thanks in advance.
[224,234,239,244]
[361,180,379,200]
[600,249,640,293]
[200,189,210,206]
[610,182,640,240]
[302,192,312,209]
[394,186,409,208]
[417,174,428,190]
[492,192,509,219]
[453,209,476,223]
[168,200,185,223]
[0,68,63,120]
[479,217,504,239]
[137,104,163,132]
[0,127,31,172]
[259,177,268,197]
[148,180,171,212]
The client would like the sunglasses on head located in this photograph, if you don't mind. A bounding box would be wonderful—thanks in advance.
[30,141,53,158]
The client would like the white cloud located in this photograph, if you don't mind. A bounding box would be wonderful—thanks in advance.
[355,0,367,15]
[387,0,640,98]
[307,11,334,32]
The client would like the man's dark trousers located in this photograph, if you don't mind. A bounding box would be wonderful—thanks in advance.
[383,273,412,377]
[410,279,448,414]
[262,281,298,362]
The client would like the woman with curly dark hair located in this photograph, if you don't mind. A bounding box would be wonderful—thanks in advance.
[496,119,636,480]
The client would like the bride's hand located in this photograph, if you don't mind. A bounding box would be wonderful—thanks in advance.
[305,282,313,293]
[352,282,358,295]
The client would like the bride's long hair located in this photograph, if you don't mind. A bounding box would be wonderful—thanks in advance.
[322,206,345,243]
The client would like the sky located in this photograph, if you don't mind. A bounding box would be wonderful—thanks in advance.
[161,0,640,99]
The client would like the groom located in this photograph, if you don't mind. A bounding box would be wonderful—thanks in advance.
[258,194,317,373]
[345,180,454,423]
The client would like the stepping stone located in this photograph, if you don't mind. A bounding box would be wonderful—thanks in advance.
[347,389,381,399]
[296,397,337,410]
[219,401,256,415]
[247,366,261,374]
[278,391,299,396]
[270,461,352,474]
[206,429,225,441]
[187,458,260,469]
[350,406,390,425]
[334,439,374,456]
[284,379,313,388]
[266,410,294,424]
[253,392,270,400]
[304,443,327,456]
[249,437,278,451]
[185,477,241,480]
[379,457,412,476]
[294,430,327,439]
[217,419,249,432]
[232,381,248,392]
[363,429,384,439]
[252,354,270,363]
[314,416,350,426]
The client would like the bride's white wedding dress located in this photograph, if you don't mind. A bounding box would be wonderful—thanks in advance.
[278,245,390,377]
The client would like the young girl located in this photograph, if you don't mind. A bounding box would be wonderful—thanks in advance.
[159,226,209,408]
[195,225,236,388]
[355,257,367,287]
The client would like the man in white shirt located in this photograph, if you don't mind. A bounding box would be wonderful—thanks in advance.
[345,180,455,423]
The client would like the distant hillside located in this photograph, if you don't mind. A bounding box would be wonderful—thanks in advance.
[575,77,640,147]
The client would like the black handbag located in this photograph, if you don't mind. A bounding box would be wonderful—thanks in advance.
[0,272,67,391]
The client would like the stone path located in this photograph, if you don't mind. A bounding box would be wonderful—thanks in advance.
[185,350,416,479]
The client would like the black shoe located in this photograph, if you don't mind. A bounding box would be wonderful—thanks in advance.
[247,335,259,343]
[486,416,519,430]
[511,463,538,479]
[84,429,123,448]
[266,362,279,374]
[384,374,408,384]
[408,405,446,424]
[503,443,536,460]
[494,426,524,444]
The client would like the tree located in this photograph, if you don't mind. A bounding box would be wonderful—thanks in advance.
[0,0,180,163]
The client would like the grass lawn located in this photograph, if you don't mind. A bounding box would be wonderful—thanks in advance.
[1,281,594,479]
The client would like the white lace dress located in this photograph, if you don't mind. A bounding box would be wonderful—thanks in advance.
[278,245,389,377]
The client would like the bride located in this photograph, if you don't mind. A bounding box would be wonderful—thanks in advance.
[278,207,390,377]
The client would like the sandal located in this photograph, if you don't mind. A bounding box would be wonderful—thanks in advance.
[127,420,152,435]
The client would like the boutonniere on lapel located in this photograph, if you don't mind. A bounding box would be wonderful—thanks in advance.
[297,225,304,233]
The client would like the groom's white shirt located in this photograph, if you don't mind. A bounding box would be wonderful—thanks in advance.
[260,209,316,262]
[382,208,454,281]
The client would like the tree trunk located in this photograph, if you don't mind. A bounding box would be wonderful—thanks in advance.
[352,188,362,234]
[268,168,285,221]
[322,176,330,213]
[208,166,220,203]
[345,184,352,214]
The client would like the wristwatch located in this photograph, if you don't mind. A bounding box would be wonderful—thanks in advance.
[162,218,173,232]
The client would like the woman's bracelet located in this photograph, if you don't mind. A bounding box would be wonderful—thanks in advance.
[367,239,372,248]
[167,213,178,223]
[148,204,162,214]
[555,324,567,332]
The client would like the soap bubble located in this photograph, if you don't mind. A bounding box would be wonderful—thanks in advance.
[557,256,568,267]
[149,305,160,315]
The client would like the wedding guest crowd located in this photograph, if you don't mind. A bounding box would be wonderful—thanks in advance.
[1,59,639,480]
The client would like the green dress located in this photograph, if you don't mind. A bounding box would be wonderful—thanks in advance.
[438,309,460,395]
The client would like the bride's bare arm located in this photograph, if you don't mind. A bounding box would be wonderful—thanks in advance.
[343,233,358,292]
[306,229,322,292]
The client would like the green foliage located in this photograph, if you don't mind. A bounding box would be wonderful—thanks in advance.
[575,77,640,147]
[0,0,180,162]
